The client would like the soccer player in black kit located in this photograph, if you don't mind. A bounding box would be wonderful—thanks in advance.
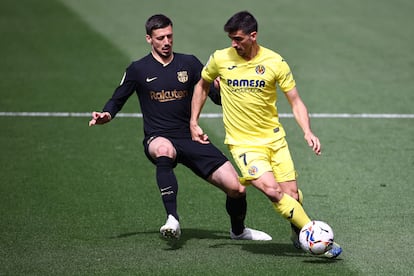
[89,14,271,241]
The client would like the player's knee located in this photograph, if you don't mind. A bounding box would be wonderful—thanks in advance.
[226,182,246,198]
[262,186,284,202]
[279,181,299,201]
[154,145,175,158]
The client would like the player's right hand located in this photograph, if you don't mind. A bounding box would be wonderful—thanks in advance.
[88,111,111,126]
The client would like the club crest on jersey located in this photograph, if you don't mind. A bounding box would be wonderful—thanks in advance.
[255,65,265,75]
[248,166,259,176]
[177,71,188,83]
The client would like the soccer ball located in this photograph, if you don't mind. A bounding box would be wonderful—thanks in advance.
[299,220,334,255]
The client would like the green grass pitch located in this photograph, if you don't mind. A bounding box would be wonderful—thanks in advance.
[1,0,413,275]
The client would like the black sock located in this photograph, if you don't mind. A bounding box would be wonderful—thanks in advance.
[155,156,179,221]
[291,223,300,234]
[226,195,247,235]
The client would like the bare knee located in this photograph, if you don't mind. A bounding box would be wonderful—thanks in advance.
[252,180,284,201]
[262,185,284,202]
[208,161,246,198]
[155,144,173,157]
[279,181,299,201]
[212,175,246,198]
[148,137,176,159]
[251,172,284,202]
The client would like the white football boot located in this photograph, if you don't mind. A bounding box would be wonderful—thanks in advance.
[230,227,272,241]
[160,215,181,239]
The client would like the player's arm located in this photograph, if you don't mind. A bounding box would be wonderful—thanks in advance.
[285,87,321,155]
[190,78,211,144]
[89,67,136,127]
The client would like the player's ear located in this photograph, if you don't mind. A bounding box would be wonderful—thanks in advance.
[249,31,257,42]
[145,34,152,44]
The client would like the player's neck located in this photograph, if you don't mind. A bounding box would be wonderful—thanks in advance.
[151,51,174,66]
[245,44,260,61]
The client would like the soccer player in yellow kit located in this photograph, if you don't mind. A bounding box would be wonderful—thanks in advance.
[190,11,342,258]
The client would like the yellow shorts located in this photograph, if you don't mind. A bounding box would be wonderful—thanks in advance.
[229,137,297,183]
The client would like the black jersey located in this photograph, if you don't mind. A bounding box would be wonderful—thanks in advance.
[103,53,203,139]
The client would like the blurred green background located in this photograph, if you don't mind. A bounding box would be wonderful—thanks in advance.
[1,0,413,275]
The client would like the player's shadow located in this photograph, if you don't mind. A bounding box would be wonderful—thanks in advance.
[211,242,341,262]
[110,228,342,261]
[210,242,302,257]
[109,230,159,239]
[109,228,229,250]
[164,228,230,250]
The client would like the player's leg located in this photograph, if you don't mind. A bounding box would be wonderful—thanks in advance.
[271,139,309,223]
[298,188,304,205]
[269,139,311,246]
[249,173,311,228]
[272,140,342,257]
[278,180,305,248]
[208,161,272,241]
[146,136,180,238]
[230,144,311,230]
[179,140,271,240]
[207,161,246,235]
[279,182,304,248]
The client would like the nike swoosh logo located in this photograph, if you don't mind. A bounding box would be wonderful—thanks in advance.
[146,77,158,82]
[160,186,172,192]
[227,65,237,70]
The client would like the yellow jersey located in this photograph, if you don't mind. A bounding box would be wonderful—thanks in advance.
[202,46,296,145]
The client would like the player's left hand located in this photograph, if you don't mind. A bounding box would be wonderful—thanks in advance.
[190,123,210,144]
[88,111,111,126]
[304,132,321,155]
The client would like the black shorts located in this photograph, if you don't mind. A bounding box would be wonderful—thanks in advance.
[143,136,228,179]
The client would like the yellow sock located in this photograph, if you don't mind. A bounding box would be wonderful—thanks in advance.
[298,189,303,205]
[273,193,311,229]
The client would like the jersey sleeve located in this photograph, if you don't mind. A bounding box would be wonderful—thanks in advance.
[102,64,137,118]
[200,53,222,105]
[201,53,219,83]
[276,58,296,93]
[189,55,203,86]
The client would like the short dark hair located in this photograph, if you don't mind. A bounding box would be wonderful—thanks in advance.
[145,14,173,35]
[224,11,258,34]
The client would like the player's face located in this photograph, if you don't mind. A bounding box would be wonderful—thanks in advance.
[146,25,173,60]
[228,30,257,60]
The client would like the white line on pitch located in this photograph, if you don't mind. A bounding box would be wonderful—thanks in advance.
[0,112,413,119]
